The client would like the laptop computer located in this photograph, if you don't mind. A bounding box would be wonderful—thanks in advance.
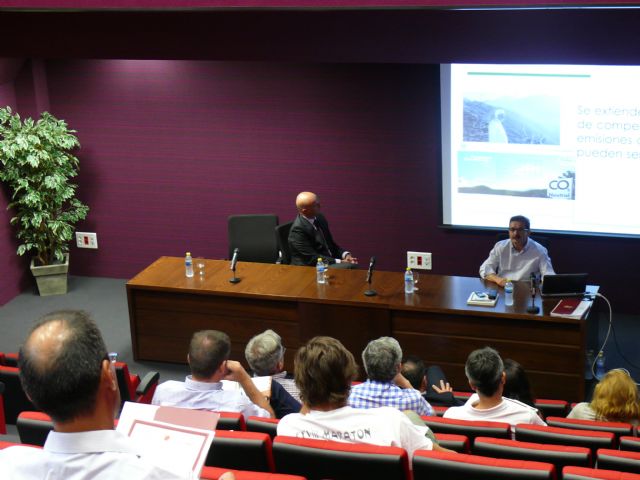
[541,273,588,297]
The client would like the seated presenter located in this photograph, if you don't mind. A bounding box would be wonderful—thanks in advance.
[288,191,357,268]
[479,215,555,287]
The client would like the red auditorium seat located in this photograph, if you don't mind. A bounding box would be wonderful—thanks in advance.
[515,424,616,454]
[473,436,592,470]
[545,416,634,440]
[597,449,640,474]
[420,415,511,441]
[0,352,19,367]
[216,411,247,431]
[433,433,470,453]
[534,399,569,419]
[0,365,37,424]
[563,466,640,479]
[621,437,640,452]
[114,362,159,407]
[200,467,306,480]
[207,430,274,472]
[272,435,410,480]
[247,415,279,438]
[453,391,473,402]
[433,405,448,417]
[0,381,6,435]
[17,411,53,446]
[412,450,555,479]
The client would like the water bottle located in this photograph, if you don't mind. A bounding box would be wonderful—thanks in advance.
[504,279,514,306]
[404,268,414,294]
[185,252,194,278]
[316,258,326,284]
[595,351,606,379]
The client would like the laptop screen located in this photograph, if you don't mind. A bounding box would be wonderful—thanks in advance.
[541,273,588,297]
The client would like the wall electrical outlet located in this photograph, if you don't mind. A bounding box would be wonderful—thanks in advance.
[76,232,98,249]
[407,251,432,270]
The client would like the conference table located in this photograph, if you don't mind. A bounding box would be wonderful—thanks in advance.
[127,256,594,402]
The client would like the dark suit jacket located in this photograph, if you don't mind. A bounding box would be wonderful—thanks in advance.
[288,213,345,266]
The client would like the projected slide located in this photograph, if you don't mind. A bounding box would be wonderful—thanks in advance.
[441,64,640,237]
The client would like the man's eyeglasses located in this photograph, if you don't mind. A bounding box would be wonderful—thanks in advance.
[508,228,529,234]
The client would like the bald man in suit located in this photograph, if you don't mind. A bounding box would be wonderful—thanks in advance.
[288,192,357,268]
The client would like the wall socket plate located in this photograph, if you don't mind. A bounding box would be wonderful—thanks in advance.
[76,232,98,249]
[407,251,432,270]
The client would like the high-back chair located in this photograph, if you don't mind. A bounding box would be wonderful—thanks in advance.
[228,214,279,264]
[114,362,159,409]
[275,221,294,265]
[273,436,410,480]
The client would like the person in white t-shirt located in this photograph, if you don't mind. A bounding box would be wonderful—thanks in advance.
[443,347,545,431]
[277,336,451,459]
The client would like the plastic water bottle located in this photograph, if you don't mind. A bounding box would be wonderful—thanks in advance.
[404,268,414,294]
[504,279,514,306]
[316,258,326,284]
[595,351,606,379]
[185,252,194,278]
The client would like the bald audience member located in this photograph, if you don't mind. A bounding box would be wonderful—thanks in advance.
[0,310,191,479]
[288,191,357,268]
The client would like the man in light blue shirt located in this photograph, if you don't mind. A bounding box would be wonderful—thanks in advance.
[479,215,555,287]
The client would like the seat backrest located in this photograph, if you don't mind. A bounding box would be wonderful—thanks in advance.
[273,435,410,480]
[275,222,294,265]
[421,415,511,441]
[597,449,640,474]
[621,437,640,453]
[17,411,54,446]
[200,466,306,480]
[563,466,640,480]
[515,424,616,454]
[534,399,569,419]
[434,433,470,453]
[473,436,591,470]
[206,430,274,472]
[216,411,247,431]
[0,366,37,424]
[114,362,139,405]
[0,381,6,435]
[546,417,634,440]
[413,449,555,479]
[247,416,279,439]
[228,214,279,264]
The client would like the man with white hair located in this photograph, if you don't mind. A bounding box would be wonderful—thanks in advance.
[348,337,434,416]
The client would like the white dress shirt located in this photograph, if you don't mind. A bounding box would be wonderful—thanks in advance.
[152,375,270,420]
[479,238,555,282]
[0,429,190,479]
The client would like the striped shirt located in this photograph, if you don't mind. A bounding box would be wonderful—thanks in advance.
[348,379,434,416]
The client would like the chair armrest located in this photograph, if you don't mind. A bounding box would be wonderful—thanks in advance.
[135,371,160,397]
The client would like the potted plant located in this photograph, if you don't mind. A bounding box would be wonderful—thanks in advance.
[0,106,89,296]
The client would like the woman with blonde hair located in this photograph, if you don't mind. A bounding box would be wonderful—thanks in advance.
[568,369,640,424]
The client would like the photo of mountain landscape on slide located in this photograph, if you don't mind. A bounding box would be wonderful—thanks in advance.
[463,95,561,145]
[457,151,575,199]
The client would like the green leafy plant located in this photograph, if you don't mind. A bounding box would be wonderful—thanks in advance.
[0,106,89,266]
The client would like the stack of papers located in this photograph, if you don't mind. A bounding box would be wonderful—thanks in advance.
[467,291,498,307]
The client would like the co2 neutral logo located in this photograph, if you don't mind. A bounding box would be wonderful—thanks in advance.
[547,177,574,199]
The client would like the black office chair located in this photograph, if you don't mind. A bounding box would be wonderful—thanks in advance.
[275,221,294,265]
[228,214,279,264]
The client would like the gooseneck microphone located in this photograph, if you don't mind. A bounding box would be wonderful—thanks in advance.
[364,256,377,297]
[526,272,540,314]
[229,248,241,284]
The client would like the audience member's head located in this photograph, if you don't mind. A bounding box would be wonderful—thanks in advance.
[401,355,426,392]
[503,359,535,407]
[18,310,118,426]
[294,336,357,409]
[188,330,230,380]
[465,347,505,398]
[362,337,402,383]
[590,369,640,422]
[245,329,285,376]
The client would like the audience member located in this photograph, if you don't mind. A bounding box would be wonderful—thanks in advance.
[152,330,275,419]
[0,310,191,479]
[349,337,434,416]
[277,336,450,457]
[245,329,301,402]
[568,369,640,424]
[401,355,462,408]
[503,358,536,408]
[444,347,545,429]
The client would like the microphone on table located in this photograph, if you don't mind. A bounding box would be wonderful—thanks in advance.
[526,272,540,314]
[229,248,241,284]
[364,256,377,297]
